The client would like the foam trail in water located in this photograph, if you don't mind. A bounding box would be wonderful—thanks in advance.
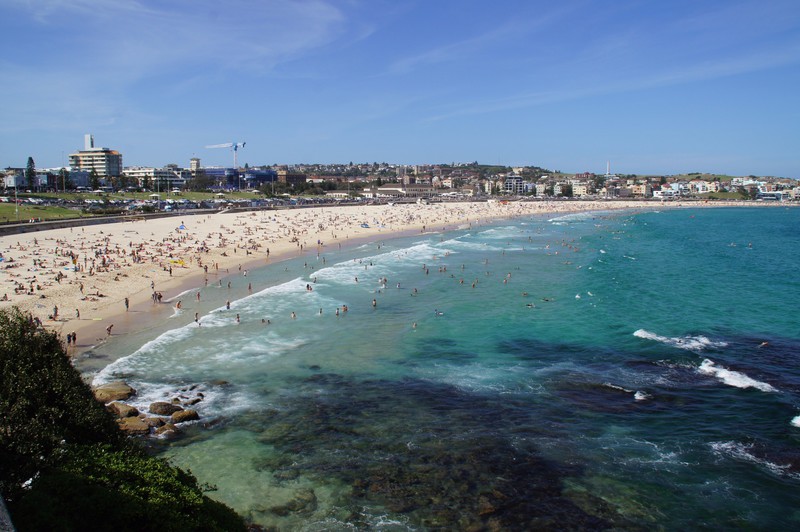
[710,441,799,479]
[698,359,776,392]
[633,329,728,351]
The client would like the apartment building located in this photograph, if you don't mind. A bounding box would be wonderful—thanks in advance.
[68,134,122,178]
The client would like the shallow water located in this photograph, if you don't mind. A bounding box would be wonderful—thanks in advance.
[84,207,800,529]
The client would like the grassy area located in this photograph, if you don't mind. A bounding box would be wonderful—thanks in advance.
[0,203,87,224]
[0,190,265,224]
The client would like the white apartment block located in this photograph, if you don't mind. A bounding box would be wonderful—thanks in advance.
[68,134,122,178]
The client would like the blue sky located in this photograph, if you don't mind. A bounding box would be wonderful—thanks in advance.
[1,0,799,176]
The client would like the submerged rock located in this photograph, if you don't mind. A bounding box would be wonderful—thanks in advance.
[269,488,317,516]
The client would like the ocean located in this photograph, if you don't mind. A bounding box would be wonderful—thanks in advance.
[86,206,800,530]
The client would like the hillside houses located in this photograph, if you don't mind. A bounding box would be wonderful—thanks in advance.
[4,160,796,202]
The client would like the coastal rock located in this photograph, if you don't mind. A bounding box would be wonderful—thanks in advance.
[93,381,135,403]
[117,416,151,435]
[149,402,183,416]
[108,401,139,418]
[171,409,199,423]
[145,417,167,428]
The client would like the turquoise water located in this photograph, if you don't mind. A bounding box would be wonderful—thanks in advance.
[88,206,800,529]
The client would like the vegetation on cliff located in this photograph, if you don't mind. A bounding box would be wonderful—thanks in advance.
[0,307,245,531]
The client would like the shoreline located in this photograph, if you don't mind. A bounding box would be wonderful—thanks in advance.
[0,200,791,359]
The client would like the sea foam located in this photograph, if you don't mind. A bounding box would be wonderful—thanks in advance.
[711,441,799,479]
[633,329,728,351]
[698,359,776,393]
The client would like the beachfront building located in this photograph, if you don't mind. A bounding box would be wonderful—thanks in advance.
[376,182,434,199]
[68,134,122,178]
[572,183,590,197]
[504,176,526,195]
[629,183,653,197]
[203,167,238,188]
[535,182,549,196]
[189,158,201,176]
[276,169,307,186]
[243,168,278,189]
[124,166,189,190]
[324,190,353,199]
[2,168,24,189]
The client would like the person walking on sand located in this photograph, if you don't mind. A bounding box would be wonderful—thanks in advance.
[124,297,129,311]
[106,324,114,336]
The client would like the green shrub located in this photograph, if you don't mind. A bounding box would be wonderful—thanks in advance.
[0,308,245,530]
[0,308,123,499]
[10,444,245,531]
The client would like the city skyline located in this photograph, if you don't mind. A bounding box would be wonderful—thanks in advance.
[1,0,799,177]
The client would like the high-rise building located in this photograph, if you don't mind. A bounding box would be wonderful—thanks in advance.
[68,134,122,178]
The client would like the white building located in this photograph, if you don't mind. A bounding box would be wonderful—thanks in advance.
[124,166,189,189]
[68,134,122,178]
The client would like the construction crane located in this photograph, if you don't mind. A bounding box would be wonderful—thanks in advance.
[205,141,246,190]
[205,141,246,169]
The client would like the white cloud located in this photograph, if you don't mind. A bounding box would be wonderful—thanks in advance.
[8,0,349,79]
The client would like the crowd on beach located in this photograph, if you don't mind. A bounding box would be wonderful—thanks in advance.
[0,199,782,351]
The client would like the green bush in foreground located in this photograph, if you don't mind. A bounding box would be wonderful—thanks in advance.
[0,308,245,531]
[10,444,245,531]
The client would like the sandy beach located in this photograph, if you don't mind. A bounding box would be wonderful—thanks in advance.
[0,199,775,354]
